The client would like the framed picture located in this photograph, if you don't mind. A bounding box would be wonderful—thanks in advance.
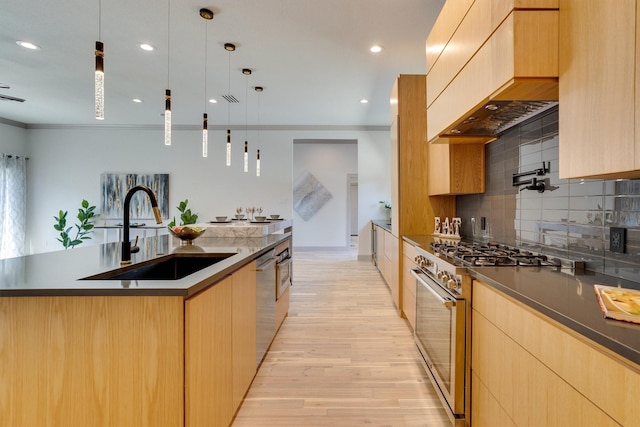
[100,173,170,219]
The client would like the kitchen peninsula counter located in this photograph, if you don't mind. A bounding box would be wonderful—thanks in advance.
[403,235,640,366]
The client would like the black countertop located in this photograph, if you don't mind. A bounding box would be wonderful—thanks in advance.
[403,235,640,366]
[0,233,290,297]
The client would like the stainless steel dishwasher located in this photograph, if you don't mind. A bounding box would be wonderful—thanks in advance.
[255,249,276,366]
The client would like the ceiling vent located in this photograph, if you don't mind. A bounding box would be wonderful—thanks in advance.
[222,95,239,103]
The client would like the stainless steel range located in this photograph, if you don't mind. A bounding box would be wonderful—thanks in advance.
[411,239,583,427]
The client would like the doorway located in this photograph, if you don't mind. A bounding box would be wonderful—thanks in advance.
[347,174,358,249]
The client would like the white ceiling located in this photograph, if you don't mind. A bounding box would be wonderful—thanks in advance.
[0,0,444,128]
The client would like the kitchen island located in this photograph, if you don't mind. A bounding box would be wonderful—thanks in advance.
[0,226,292,427]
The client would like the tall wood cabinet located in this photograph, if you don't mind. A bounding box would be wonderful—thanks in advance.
[390,75,456,237]
[390,74,455,319]
[558,0,640,179]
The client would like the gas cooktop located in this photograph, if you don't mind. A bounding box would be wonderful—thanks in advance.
[430,241,584,271]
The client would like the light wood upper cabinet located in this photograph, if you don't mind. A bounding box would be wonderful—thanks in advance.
[426,1,558,144]
[428,142,485,195]
[559,0,638,179]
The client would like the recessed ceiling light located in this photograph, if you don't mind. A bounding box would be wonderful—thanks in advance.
[370,45,382,53]
[360,99,369,104]
[132,98,143,103]
[209,98,218,104]
[16,40,40,50]
[139,43,155,51]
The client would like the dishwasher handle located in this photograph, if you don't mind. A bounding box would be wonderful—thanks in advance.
[256,256,277,271]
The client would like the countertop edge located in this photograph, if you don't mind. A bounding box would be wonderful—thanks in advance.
[371,219,392,233]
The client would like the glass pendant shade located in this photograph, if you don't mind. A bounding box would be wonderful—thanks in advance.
[244,141,249,172]
[164,89,172,145]
[256,149,261,176]
[226,129,231,166]
[95,41,104,120]
[202,113,208,157]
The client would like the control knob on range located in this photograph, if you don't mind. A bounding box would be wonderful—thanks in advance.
[446,277,460,290]
[437,270,450,282]
[414,255,433,268]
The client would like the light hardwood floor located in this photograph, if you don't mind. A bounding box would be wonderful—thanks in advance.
[232,248,450,427]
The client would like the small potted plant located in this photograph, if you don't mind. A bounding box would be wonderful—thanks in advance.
[168,199,205,244]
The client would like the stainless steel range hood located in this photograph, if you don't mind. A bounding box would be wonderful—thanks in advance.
[441,100,558,139]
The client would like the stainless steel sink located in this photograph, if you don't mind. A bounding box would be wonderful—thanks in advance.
[81,254,235,281]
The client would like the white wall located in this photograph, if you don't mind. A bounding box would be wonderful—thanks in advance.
[292,141,358,248]
[25,126,292,254]
[356,131,391,259]
[19,125,390,255]
[0,121,28,155]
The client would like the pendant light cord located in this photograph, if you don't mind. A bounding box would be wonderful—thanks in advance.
[245,74,248,139]
[204,20,207,110]
[98,0,102,40]
[227,50,231,125]
[167,0,170,86]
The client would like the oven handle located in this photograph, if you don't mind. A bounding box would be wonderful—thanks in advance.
[410,269,456,308]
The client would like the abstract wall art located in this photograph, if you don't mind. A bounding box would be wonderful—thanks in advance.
[293,171,332,221]
[100,173,170,219]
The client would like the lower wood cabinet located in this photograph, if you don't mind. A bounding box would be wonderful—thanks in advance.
[0,296,185,427]
[401,241,418,330]
[379,226,399,310]
[186,262,258,427]
[472,280,640,427]
[232,261,257,413]
[186,276,234,427]
[1,261,261,427]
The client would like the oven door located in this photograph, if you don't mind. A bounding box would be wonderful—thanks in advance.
[411,268,466,419]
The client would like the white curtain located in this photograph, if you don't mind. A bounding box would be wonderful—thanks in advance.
[0,155,27,259]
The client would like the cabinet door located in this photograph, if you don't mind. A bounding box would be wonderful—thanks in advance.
[559,0,636,178]
[232,262,257,413]
[186,277,233,427]
[428,143,485,195]
[376,226,386,275]
[402,242,418,330]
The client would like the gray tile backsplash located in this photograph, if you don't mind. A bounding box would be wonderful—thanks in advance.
[456,107,640,280]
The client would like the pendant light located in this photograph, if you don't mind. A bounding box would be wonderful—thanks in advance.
[200,8,213,158]
[164,0,171,145]
[242,68,251,172]
[255,86,263,176]
[94,0,104,120]
[224,43,235,166]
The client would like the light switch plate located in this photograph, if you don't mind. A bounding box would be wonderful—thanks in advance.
[610,227,626,253]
